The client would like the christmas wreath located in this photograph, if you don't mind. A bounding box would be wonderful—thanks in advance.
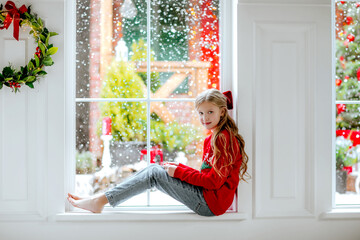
[0,1,58,92]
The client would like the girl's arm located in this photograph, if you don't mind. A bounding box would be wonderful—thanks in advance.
[173,164,230,189]
[173,131,240,189]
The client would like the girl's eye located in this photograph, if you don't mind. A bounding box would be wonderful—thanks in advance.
[199,112,203,115]
[208,111,213,114]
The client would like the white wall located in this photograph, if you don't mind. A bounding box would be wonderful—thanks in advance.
[1,0,360,239]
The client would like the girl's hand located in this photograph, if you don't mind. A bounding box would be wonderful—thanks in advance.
[163,163,177,177]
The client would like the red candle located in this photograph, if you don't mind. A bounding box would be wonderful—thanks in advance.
[102,117,112,135]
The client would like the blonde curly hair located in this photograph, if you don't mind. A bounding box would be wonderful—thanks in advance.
[195,89,249,181]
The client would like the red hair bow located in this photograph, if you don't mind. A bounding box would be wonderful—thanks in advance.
[222,91,233,110]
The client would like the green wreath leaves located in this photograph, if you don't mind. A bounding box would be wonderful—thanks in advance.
[0,1,58,92]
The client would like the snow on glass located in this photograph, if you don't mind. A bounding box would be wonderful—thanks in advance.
[75,0,220,206]
[335,1,360,205]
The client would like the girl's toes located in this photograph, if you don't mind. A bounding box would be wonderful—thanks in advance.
[68,193,81,200]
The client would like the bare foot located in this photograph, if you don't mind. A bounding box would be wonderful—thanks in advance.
[67,193,108,213]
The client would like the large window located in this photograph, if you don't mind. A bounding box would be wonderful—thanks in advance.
[334,1,360,206]
[74,0,222,209]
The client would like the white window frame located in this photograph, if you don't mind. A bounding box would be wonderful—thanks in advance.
[62,0,246,220]
[332,0,360,208]
[323,0,360,219]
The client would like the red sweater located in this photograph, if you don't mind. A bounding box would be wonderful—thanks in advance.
[173,129,242,216]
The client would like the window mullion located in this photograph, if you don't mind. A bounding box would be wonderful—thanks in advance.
[146,0,151,207]
[335,100,360,104]
[75,98,196,102]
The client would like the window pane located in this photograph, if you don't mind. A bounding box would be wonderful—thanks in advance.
[76,0,148,98]
[75,101,148,200]
[150,0,220,98]
[335,2,360,101]
[335,101,360,203]
[149,101,206,205]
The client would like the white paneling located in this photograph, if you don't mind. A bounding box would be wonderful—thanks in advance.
[271,42,297,199]
[0,6,47,217]
[4,39,27,67]
[254,22,315,218]
[2,91,28,200]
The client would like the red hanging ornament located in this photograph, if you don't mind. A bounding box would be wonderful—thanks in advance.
[356,2,360,8]
[346,16,354,25]
[347,34,355,42]
[337,104,346,115]
[336,79,342,86]
[340,56,345,61]
[340,1,346,4]
[344,75,350,80]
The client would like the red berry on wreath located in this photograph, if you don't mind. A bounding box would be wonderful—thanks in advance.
[356,2,360,7]
[336,79,342,86]
[340,56,344,61]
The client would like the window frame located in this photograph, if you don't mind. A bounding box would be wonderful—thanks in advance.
[64,0,242,217]
[331,0,360,211]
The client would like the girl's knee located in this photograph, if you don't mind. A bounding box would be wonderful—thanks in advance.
[147,164,166,178]
[148,163,164,172]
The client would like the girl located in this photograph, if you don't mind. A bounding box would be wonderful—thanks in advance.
[67,89,249,216]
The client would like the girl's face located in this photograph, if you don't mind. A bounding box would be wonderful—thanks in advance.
[197,101,225,131]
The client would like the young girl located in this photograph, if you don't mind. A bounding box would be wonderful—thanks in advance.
[68,89,249,216]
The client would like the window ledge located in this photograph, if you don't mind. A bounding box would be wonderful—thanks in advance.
[321,208,360,219]
[54,211,248,222]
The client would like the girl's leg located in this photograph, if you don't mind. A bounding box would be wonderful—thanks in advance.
[105,164,214,216]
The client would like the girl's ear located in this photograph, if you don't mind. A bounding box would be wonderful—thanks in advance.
[221,107,226,117]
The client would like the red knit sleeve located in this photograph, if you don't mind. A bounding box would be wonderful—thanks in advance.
[173,131,236,190]
[173,165,228,189]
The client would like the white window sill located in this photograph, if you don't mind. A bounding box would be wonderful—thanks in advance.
[321,208,360,219]
[54,211,248,222]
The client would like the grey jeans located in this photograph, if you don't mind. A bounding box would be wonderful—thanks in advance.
[104,164,215,216]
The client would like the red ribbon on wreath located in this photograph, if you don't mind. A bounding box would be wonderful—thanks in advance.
[0,1,28,41]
